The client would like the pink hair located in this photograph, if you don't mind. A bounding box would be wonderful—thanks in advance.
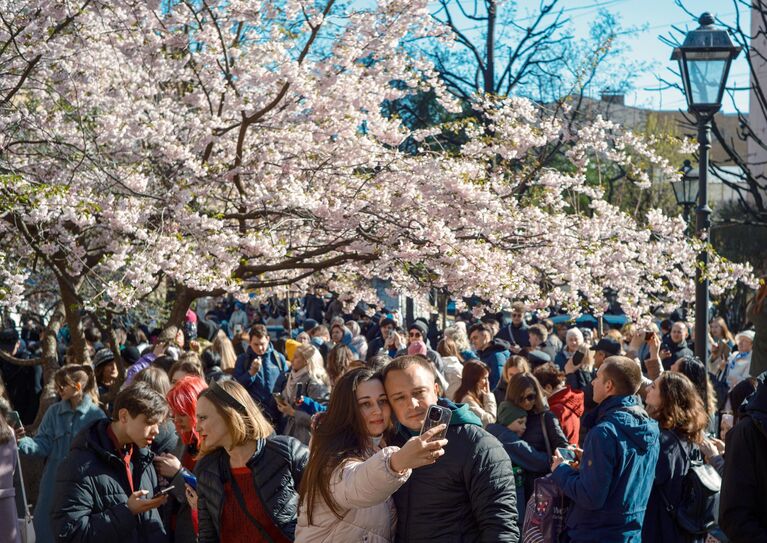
[166,375,207,446]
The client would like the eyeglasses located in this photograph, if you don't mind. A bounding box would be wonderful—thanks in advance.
[521,394,536,403]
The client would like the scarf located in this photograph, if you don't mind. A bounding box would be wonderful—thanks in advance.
[285,367,309,404]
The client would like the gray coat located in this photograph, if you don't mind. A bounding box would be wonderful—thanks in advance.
[280,375,330,445]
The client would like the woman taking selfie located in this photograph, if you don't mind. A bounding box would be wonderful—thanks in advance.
[296,368,447,542]
[453,361,496,426]
[17,365,106,543]
[643,371,709,543]
[195,380,308,543]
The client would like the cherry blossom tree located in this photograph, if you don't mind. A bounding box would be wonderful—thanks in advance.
[0,0,756,377]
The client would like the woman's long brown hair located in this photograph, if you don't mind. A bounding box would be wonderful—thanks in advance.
[299,368,390,525]
[648,372,708,444]
[453,360,488,403]
[505,372,547,414]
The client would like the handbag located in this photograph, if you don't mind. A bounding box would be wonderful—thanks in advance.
[15,449,35,543]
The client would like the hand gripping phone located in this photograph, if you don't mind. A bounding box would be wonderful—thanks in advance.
[420,404,452,441]
[557,447,577,462]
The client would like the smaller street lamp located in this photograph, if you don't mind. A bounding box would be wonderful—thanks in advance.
[672,159,699,228]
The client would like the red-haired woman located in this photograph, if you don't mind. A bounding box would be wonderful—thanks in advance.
[453,361,496,426]
[153,375,208,542]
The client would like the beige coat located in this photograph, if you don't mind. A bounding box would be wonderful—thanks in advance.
[295,446,411,543]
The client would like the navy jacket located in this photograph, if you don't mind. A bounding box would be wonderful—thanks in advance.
[720,371,767,543]
[642,429,704,543]
[551,395,660,543]
[486,423,550,473]
[233,345,287,423]
[51,419,168,543]
[498,323,530,349]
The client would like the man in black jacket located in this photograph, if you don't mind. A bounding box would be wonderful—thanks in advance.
[51,383,170,543]
[720,370,767,543]
[382,356,519,542]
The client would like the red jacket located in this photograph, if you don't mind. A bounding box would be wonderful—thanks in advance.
[548,386,585,445]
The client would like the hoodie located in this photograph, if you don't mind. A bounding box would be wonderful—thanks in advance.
[551,395,660,543]
[390,399,519,542]
[719,371,767,542]
[548,386,585,445]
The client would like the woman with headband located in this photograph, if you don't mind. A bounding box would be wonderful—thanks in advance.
[194,379,308,543]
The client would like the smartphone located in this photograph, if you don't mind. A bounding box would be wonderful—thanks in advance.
[420,404,452,441]
[153,485,175,498]
[295,383,305,399]
[182,472,197,491]
[557,447,577,462]
[7,410,22,429]
[571,351,584,366]
[272,392,286,404]
[645,331,655,341]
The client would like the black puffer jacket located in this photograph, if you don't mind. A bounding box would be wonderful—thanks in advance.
[720,371,767,543]
[389,399,519,542]
[51,419,167,543]
[195,434,308,542]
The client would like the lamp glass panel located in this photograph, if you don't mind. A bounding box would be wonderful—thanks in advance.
[686,58,727,105]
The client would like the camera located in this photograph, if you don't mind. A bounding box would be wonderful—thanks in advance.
[429,408,442,421]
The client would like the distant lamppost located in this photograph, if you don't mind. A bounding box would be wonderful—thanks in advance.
[672,159,699,230]
[671,12,741,361]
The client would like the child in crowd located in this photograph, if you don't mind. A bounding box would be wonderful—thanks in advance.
[51,382,170,543]
[487,401,550,525]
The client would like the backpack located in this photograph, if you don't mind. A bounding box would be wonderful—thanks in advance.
[661,432,721,536]
[522,474,570,543]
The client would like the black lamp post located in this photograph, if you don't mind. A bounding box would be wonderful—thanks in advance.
[672,159,699,231]
[671,12,741,361]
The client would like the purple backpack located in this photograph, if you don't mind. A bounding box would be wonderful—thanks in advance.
[522,475,571,543]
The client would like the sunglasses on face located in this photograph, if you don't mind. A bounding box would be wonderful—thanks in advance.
[521,394,536,402]
[409,332,422,338]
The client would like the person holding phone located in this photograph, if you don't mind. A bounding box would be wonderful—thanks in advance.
[153,375,208,542]
[276,344,331,445]
[17,365,106,543]
[296,368,447,542]
[381,356,519,541]
[453,360,497,427]
[51,382,170,543]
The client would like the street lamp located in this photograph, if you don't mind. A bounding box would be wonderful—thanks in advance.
[672,159,699,228]
[671,12,741,362]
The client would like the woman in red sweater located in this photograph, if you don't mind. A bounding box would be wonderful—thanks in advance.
[194,380,308,543]
[533,362,584,445]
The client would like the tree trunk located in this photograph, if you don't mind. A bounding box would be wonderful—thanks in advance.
[30,301,67,430]
[167,284,200,328]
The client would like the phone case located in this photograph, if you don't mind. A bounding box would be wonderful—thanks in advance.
[182,472,197,490]
[420,404,452,441]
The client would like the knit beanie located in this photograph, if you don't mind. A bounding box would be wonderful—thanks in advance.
[497,401,528,427]
[408,321,428,338]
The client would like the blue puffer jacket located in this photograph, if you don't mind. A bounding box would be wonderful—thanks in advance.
[233,345,287,423]
[551,394,660,543]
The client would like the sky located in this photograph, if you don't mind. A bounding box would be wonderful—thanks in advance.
[511,0,751,114]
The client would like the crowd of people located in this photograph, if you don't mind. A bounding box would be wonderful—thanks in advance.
[0,281,765,543]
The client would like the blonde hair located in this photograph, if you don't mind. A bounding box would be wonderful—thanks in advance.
[444,324,471,353]
[211,330,237,372]
[197,380,273,455]
[55,365,98,403]
[293,344,330,386]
